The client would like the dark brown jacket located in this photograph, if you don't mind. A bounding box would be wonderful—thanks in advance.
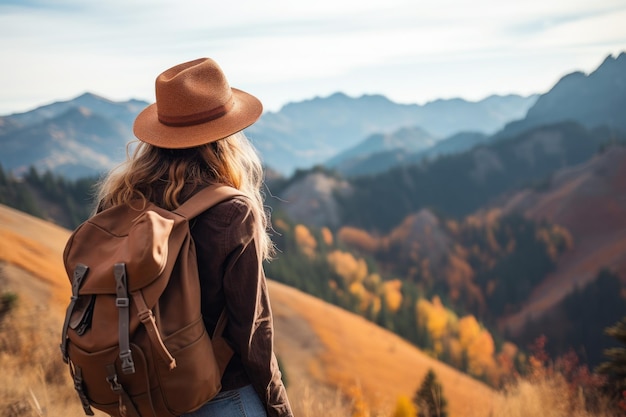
[190,195,293,417]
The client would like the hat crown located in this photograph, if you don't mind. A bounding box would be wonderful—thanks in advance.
[155,58,234,126]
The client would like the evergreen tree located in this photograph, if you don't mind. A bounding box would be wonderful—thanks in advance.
[596,316,626,402]
[376,296,393,331]
[413,369,448,417]
[0,163,7,186]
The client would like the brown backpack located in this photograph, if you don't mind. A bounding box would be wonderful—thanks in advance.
[60,184,240,417]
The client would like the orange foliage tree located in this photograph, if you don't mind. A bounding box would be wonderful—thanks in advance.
[294,224,318,259]
[337,226,380,253]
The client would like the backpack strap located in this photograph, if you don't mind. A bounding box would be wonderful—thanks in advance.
[114,263,135,375]
[174,184,243,220]
[174,183,240,373]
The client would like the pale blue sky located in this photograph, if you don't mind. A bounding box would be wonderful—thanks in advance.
[1,0,625,115]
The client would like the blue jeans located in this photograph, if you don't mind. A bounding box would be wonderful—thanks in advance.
[182,385,268,417]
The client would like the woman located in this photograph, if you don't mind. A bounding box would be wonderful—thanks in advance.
[95,58,293,417]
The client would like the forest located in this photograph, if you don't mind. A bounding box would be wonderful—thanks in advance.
[1,158,625,398]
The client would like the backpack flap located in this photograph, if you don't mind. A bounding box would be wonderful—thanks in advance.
[64,206,176,294]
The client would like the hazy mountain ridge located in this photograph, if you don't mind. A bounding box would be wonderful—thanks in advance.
[1,92,147,133]
[249,92,537,174]
[329,130,490,178]
[325,126,439,172]
[322,52,626,178]
[2,52,623,180]
[0,91,536,179]
[0,93,145,178]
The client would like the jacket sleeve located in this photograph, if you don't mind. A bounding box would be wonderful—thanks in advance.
[220,198,294,417]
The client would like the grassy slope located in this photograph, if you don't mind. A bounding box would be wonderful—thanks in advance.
[0,204,496,416]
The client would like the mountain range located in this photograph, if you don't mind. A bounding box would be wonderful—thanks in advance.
[247,92,537,174]
[3,53,623,180]
[327,52,626,178]
[0,93,145,178]
[0,89,536,179]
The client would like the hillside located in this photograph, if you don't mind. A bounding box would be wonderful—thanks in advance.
[0,204,496,417]
[276,122,623,231]
[497,145,626,336]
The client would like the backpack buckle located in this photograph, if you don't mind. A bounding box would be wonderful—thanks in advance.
[115,298,129,307]
[120,350,136,374]
[106,372,122,393]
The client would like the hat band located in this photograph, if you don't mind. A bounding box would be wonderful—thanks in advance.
[158,99,235,127]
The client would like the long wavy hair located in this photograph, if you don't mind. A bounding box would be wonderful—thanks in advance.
[96,132,274,260]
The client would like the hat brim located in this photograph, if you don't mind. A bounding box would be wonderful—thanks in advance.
[133,88,263,149]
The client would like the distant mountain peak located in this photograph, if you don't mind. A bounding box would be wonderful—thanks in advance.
[328,91,350,100]
[75,92,105,100]
[593,51,626,77]
[600,51,626,65]
[74,91,130,107]
[500,51,626,137]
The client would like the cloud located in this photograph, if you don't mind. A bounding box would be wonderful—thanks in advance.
[0,0,625,114]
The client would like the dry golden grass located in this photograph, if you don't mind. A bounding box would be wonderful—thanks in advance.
[0,264,107,417]
[491,374,619,417]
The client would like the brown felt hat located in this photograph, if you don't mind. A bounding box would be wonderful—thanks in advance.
[133,58,263,149]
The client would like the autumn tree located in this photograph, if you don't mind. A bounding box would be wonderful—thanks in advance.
[457,315,496,379]
[416,296,452,356]
[391,395,417,417]
[294,224,317,259]
[413,369,448,417]
[337,226,380,253]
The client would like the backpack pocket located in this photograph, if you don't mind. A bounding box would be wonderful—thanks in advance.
[67,342,158,417]
[157,316,222,415]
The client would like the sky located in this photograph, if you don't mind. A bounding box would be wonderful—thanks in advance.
[1,0,625,116]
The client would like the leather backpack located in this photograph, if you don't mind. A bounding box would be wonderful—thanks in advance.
[60,184,241,417]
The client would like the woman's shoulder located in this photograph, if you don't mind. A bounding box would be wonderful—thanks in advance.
[197,194,252,224]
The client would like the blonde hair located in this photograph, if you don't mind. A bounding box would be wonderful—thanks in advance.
[96,132,274,260]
